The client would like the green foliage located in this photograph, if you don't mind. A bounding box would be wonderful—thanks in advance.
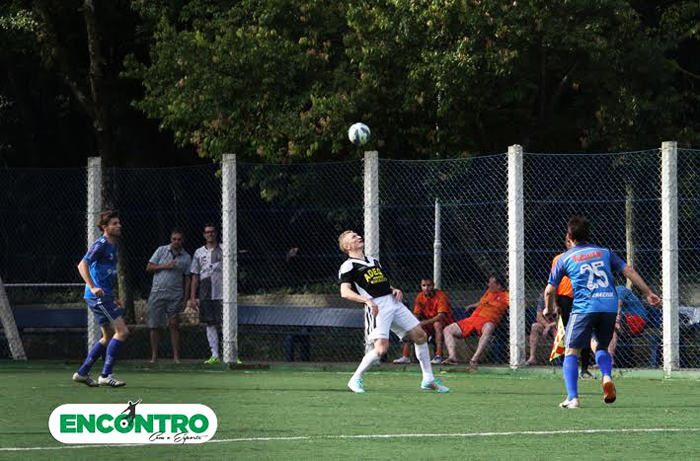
[124,1,699,161]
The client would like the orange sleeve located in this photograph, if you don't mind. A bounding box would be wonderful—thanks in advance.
[435,291,451,315]
[413,293,424,316]
[551,253,573,297]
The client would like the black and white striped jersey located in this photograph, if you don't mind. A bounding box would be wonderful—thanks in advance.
[338,256,392,299]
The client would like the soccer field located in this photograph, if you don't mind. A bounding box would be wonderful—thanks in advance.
[0,363,698,460]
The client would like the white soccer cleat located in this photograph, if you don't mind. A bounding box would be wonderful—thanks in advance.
[72,372,98,387]
[430,355,443,364]
[347,378,365,394]
[98,374,126,387]
[559,398,580,409]
[393,356,411,364]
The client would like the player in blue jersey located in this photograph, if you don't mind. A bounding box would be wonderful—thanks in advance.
[544,215,659,408]
[72,210,129,387]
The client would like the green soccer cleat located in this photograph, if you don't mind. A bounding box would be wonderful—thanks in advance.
[421,379,450,393]
[204,356,221,364]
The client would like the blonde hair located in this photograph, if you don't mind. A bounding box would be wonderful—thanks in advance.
[338,230,354,253]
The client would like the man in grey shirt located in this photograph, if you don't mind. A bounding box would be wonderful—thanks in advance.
[146,229,192,363]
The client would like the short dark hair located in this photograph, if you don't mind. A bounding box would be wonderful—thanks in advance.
[490,272,507,289]
[170,228,184,238]
[420,277,434,283]
[567,215,590,242]
[98,210,119,231]
[203,222,218,232]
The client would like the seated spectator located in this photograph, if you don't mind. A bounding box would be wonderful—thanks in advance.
[443,274,509,366]
[526,295,557,365]
[593,285,648,362]
[393,278,456,365]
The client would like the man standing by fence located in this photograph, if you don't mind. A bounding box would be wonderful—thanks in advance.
[544,215,660,409]
[146,229,191,363]
[188,223,224,364]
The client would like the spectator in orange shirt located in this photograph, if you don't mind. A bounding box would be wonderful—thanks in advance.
[393,278,456,365]
[443,274,509,366]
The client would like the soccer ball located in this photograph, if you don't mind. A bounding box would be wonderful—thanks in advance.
[348,123,371,145]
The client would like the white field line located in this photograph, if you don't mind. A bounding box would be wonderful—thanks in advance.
[0,428,698,451]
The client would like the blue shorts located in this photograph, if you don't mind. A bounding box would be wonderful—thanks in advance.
[565,312,616,350]
[86,298,123,326]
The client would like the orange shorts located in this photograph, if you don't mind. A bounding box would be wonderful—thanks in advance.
[624,315,646,336]
[457,316,491,337]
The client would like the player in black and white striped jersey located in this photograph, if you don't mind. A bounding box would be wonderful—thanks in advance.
[337,231,450,394]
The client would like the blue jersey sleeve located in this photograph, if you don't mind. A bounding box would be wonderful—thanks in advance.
[609,250,626,274]
[547,257,565,287]
[83,239,105,264]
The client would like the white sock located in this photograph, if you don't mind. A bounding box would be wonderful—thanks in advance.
[351,349,379,381]
[206,326,219,358]
[415,342,435,382]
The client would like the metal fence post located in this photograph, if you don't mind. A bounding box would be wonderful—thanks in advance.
[508,145,525,368]
[222,154,238,364]
[433,199,442,288]
[364,151,379,352]
[661,141,679,375]
[364,151,380,258]
[86,157,102,352]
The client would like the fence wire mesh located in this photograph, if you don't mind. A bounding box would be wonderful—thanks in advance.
[379,155,509,365]
[0,148,697,368]
[237,160,364,362]
[677,149,700,368]
[523,150,664,368]
[0,167,86,359]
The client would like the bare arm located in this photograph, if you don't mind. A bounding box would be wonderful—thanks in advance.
[390,286,403,302]
[421,312,446,327]
[146,260,176,273]
[536,310,552,327]
[184,275,191,303]
[187,274,200,309]
[340,282,378,315]
[622,266,661,306]
[542,284,557,317]
[77,260,103,297]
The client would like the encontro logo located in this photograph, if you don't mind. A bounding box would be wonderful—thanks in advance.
[48,401,217,444]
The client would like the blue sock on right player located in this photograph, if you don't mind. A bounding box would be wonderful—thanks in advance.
[101,338,124,377]
[78,341,106,376]
[595,350,613,379]
[563,354,579,400]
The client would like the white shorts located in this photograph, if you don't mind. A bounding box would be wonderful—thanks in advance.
[365,294,420,341]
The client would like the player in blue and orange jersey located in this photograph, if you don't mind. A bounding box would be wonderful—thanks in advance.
[544,215,660,409]
[72,210,129,388]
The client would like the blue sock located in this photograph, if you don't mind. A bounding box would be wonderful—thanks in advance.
[78,341,106,376]
[563,355,579,400]
[101,338,124,377]
[596,350,613,379]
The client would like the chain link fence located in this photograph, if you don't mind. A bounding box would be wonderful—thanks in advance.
[523,150,664,368]
[678,149,700,368]
[379,156,509,364]
[0,147,698,368]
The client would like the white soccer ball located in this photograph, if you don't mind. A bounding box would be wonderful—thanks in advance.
[348,122,371,145]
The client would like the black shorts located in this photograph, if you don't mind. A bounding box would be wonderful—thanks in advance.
[199,300,222,325]
[556,295,573,327]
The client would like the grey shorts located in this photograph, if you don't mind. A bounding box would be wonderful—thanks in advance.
[147,293,184,328]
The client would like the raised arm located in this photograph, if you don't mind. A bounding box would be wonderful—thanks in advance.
[621,266,660,306]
